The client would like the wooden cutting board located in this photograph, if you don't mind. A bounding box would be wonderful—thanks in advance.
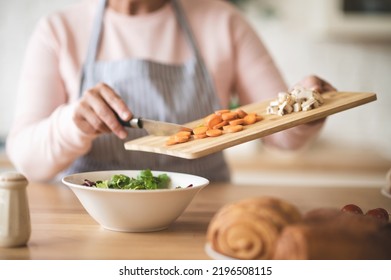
[124,91,376,159]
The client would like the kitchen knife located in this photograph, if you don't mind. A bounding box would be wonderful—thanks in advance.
[117,116,192,136]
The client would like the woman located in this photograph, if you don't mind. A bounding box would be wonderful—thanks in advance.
[6,0,335,182]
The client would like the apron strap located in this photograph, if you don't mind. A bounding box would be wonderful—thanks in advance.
[171,0,202,63]
[171,0,216,96]
[79,0,107,96]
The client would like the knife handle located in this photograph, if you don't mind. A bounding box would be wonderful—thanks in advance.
[114,111,142,129]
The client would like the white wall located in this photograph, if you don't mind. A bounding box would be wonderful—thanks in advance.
[0,0,79,138]
[1,0,390,158]
[240,0,391,158]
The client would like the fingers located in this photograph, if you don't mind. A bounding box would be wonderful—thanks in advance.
[291,75,335,128]
[98,84,132,121]
[74,100,111,135]
[295,75,337,93]
[73,83,132,139]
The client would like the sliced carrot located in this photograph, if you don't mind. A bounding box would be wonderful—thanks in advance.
[212,120,228,130]
[193,126,208,135]
[206,129,223,137]
[205,114,223,129]
[221,112,238,121]
[193,133,208,139]
[229,118,245,126]
[256,114,263,122]
[175,131,191,137]
[243,113,257,125]
[167,108,261,145]
[235,109,248,119]
[223,124,243,133]
[214,109,231,115]
[174,135,190,143]
[166,137,178,146]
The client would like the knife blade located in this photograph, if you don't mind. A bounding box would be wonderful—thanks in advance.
[118,116,192,136]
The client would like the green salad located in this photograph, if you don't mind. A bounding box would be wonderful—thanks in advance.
[83,169,171,190]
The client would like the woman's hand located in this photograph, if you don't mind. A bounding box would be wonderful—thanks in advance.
[73,83,132,139]
[262,75,337,150]
[294,75,336,93]
[293,75,337,126]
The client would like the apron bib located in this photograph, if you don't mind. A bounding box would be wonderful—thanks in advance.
[67,0,230,182]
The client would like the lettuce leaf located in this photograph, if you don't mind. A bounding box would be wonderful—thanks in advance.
[85,170,171,190]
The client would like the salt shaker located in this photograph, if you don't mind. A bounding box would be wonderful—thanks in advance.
[0,172,31,247]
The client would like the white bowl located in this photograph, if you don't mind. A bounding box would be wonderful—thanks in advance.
[62,170,209,232]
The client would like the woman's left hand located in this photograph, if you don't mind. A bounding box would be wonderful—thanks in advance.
[293,75,336,127]
[294,75,336,93]
[263,75,336,150]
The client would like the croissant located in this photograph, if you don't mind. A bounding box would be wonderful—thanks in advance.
[273,208,391,260]
[207,196,302,260]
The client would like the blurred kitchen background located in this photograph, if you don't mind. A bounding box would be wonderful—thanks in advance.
[0,0,390,186]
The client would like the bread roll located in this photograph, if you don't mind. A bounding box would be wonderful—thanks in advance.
[207,196,302,260]
[273,208,391,260]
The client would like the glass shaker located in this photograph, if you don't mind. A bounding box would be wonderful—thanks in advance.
[0,172,31,247]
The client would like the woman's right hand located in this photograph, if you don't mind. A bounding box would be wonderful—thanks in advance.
[73,83,132,139]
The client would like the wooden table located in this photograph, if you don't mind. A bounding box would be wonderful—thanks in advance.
[0,180,390,260]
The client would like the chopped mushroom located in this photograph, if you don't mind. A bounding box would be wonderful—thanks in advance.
[266,87,324,116]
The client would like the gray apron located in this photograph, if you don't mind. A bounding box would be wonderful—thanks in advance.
[67,0,230,182]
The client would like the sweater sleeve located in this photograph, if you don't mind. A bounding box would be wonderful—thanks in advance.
[228,8,287,104]
[6,17,96,182]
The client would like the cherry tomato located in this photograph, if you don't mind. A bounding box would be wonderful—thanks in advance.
[341,204,364,215]
[365,208,389,222]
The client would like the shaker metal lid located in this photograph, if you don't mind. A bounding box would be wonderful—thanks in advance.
[0,172,27,182]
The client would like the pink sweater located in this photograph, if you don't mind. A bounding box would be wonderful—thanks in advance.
[6,0,320,181]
